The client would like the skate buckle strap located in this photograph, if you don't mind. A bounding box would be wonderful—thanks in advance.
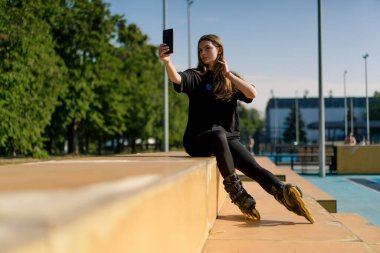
[223,173,260,221]
[224,182,241,193]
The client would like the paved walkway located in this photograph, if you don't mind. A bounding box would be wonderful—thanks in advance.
[203,179,380,253]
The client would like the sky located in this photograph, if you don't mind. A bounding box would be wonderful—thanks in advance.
[104,0,380,115]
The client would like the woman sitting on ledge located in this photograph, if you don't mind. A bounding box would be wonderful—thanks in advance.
[159,34,314,223]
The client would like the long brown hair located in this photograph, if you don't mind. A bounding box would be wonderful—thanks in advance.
[196,34,236,101]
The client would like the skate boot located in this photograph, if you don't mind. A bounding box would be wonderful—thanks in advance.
[272,184,315,224]
[223,173,260,221]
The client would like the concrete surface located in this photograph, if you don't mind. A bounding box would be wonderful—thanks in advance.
[203,179,380,253]
[0,152,226,253]
[1,152,378,253]
[337,145,380,174]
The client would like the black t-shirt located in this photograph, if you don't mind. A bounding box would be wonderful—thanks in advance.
[173,69,253,140]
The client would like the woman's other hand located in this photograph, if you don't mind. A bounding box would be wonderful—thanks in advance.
[218,59,231,78]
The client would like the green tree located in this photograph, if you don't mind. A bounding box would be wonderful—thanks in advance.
[0,0,67,157]
[116,21,163,153]
[370,91,380,121]
[369,91,380,142]
[1,0,182,156]
[78,14,129,154]
[283,105,307,144]
[48,0,118,154]
[81,45,128,154]
[168,85,188,148]
[239,105,264,142]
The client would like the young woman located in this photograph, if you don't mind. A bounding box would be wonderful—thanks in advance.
[159,34,314,223]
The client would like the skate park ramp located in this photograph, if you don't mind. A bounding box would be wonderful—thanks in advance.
[0,152,379,253]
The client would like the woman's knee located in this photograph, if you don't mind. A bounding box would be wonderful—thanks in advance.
[208,130,228,147]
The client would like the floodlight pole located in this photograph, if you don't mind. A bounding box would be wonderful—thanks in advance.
[343,70,348,137]
[295,91,299,144]
[318,0,326,177]
[187,0,194,68]
[363,53,370,143]
[350,99,354,133]
[163,0,169,152]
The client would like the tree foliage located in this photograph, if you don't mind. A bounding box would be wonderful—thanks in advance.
[282,105,307,144]
[0,0,67,157]
[370,91,380,121]
[116,22,163,152]
[369,91,380,142]
[1,0,265,157]
[239,105,264,142]
[168,86,188,147]
[0,0,170,156]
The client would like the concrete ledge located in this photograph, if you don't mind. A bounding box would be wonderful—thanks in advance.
[0,152,226,253]
[333,213,380,252]
[337,145,380,174]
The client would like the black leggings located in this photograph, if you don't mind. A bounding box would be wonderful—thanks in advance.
[184,129,282,194]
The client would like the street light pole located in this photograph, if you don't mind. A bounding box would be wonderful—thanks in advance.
[270,90,278,144]
[163,0,169,152]
[295,91,299,145]
[187,0,194,68]
[343,70,348,137]
[363,53,370,143]
[317,0,326,177]
[350,98,354,134]
[275,97,278,144]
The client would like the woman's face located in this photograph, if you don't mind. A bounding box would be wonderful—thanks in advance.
[198,40,221,69]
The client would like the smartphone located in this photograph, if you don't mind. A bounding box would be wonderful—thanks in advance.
[163,28,173,54]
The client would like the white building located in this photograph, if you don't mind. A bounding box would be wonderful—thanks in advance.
[265,97,379,143]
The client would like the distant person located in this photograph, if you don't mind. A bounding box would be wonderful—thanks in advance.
[159,34,314,223]
[246,136,254,154]
[359,136,368,146]
[344,132,357,145]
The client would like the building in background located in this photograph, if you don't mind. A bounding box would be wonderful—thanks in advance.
[265,97,379,144]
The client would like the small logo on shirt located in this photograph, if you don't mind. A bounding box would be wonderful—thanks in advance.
[205,83,212,91]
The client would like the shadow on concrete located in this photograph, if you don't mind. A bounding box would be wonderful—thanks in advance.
[217,215,305,227]
[116,155,190,158]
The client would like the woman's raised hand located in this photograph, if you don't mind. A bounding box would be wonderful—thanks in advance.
[159,44,171,63]
[158,43,182,84]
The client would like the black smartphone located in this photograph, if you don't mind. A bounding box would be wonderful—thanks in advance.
[163,28,173,54]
